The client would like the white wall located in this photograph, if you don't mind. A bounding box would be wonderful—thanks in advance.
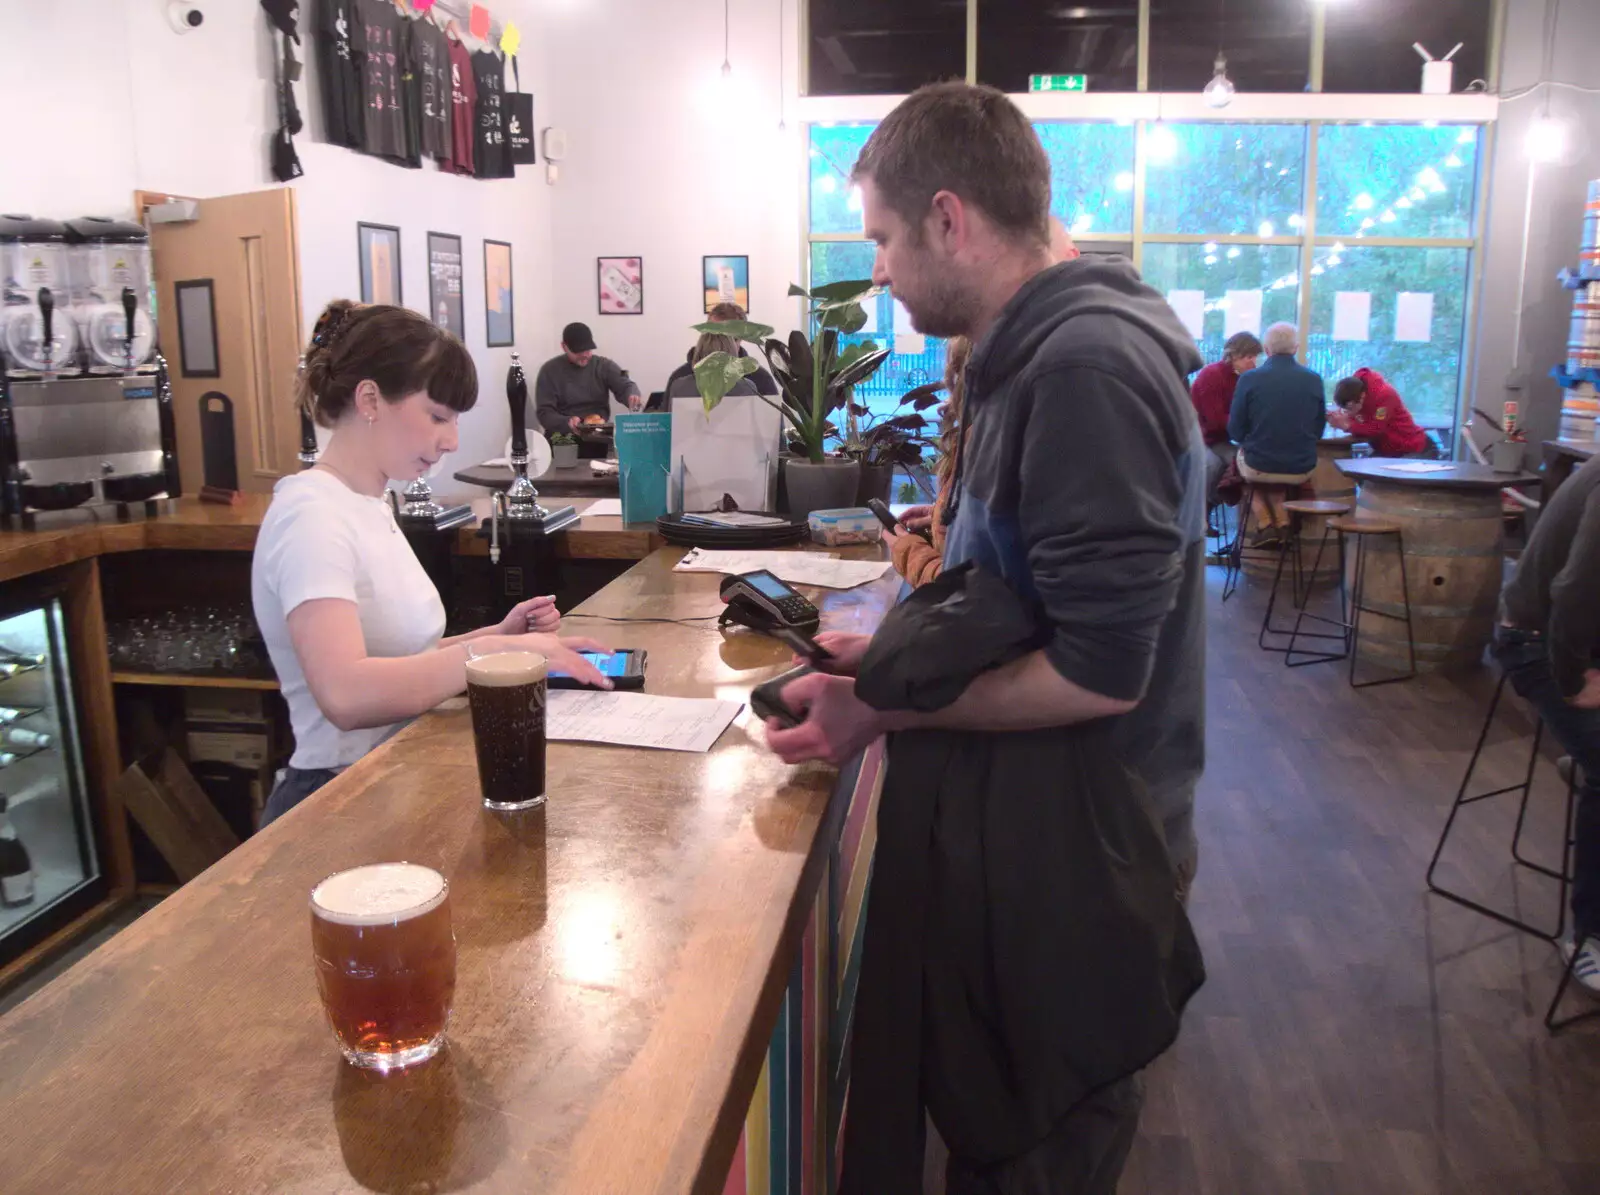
[1473,0,1600,456]
[0,0,555,500]
[542,0,804,398]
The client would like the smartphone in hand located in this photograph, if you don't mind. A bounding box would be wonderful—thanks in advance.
[866,498,932,543]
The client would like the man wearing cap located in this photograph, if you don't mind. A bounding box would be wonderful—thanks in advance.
[534,322,642,434]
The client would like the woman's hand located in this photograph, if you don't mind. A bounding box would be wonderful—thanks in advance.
[898,504,935,532]
[496,595,561,635]
[489,633,615,689]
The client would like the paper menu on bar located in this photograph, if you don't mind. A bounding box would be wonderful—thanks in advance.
[546,690,742,753]
[673,548,893,589]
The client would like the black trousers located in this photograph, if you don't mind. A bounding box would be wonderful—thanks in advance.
[944,1074,1145,1195]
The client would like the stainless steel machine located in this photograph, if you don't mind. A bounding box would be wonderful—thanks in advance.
[0,216,178,527]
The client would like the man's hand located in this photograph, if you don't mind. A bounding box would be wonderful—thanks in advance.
[1327,408,1353,431]
[1570,668,1600,709]
[764,673,886,766]
[627,393,645,413]
[796,631,873,676]
[568,416,582,431]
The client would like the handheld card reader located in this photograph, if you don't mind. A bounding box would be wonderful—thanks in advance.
[720,571,834,729]
[718,570,821,635]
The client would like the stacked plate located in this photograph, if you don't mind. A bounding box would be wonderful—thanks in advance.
[655,512,809,548]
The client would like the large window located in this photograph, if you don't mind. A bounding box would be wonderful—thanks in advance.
[1142,124,1306,237]
[806,119,1484,437]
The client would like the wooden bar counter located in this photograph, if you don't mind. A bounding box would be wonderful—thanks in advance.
[0,547,894,1194]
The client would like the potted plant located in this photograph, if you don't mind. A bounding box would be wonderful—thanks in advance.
[691,280,890,519]
[549,431,579,469]
[846,381,943,506]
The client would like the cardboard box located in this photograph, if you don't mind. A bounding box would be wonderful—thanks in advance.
[186,722,271,769]
[183,689,268,726]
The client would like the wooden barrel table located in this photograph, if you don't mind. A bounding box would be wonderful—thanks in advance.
[1336,460,1540,671]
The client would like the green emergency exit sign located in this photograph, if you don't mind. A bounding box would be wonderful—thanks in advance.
[1029,74,1087,93]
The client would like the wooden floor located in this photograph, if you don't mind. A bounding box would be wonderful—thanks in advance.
[1117,565,1600,1194]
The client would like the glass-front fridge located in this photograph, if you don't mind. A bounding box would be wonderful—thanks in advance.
[0,591,100,966]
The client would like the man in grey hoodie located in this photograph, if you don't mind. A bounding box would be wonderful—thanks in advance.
[765,82,1207,1193]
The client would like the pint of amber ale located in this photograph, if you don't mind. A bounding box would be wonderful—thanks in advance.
[465,650,548,811]
[310,862,455,1070]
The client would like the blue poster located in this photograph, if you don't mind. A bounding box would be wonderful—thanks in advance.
[614,412,672,524]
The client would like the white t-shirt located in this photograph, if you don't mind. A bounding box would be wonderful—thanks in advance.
[251,469,447,769]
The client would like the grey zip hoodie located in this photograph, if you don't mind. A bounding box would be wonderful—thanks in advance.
[942,255,1207,868]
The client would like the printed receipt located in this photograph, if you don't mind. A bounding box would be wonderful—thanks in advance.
[673,548,892,590]
[546,690,743,753]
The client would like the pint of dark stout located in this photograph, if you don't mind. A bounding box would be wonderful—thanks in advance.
[310,862,455,1070]
[465,650,549,811]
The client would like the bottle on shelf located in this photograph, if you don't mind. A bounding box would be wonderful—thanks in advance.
[0,648,45,670]
[0,727,51,751]
[3,774,59,809]
[0,753,19,769]
[0,810,34,908]
[0,707,30,725]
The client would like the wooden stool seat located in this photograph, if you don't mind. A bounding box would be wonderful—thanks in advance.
[1282,499,1352,516]
[1329,515,1401,535]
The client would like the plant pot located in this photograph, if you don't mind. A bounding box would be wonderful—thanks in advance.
[780,457,861,521]
[856,463,895,507]
[1490,439,1523,474]
[551,443,579,469]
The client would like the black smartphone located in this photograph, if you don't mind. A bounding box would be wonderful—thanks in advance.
[751,665,815,728]
[547,648,648,690]
[866,498,932,543]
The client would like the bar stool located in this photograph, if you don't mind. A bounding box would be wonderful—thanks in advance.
[1424,673,1596,1031]
[1258,498,1350,653]
[1286,516,1417,686]
[1223,482,1291,602]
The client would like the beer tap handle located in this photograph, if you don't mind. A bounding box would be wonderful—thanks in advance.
[506,353,528,461]
[37,288,53,373]
[121,286,137,369]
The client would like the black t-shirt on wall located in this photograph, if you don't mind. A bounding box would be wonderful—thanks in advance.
[356,0,406,162]
[472,50,513,179]
[412,17,452,162]
[315,0,363,149]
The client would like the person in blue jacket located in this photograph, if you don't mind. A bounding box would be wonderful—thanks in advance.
[1227,321,1326,545]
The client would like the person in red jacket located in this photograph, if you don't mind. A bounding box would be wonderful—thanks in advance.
[1328,368,1437,458]
[1189,331,1263,521]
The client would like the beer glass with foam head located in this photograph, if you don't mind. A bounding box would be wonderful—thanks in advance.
[465,650,548,811]
[310,862,455,1070]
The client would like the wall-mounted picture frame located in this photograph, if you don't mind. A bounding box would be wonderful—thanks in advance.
[173,279,220,378]
[702,255,749,314]
[597,256,643,316]
[357,222,402,306]
[484,240,514,347]
[427,231,464,341]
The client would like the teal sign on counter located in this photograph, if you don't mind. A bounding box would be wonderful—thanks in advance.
[614,413,672,524]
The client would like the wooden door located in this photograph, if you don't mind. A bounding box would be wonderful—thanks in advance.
[147,190,303,496]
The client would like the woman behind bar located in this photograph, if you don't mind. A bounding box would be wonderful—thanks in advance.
[252,301,610,826]
[883,336,972,587]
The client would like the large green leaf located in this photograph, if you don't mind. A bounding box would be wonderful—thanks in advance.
[692,352,760,412]
[830,345,891,394]
[689,318,775,345]
[810,278,876,303]
[818,301,869,334]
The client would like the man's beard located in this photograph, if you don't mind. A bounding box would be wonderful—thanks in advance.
[899,270,980,340]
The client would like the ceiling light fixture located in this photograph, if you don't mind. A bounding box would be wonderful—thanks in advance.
[1203,54,1235,109]
[721,0,732,78]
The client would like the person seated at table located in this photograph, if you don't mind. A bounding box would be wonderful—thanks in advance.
[1227,321,1326,544]
[1496,449,1600,992]
[534,321,642,434]
[664,302,778,399]
[1328,367,1437,459]
[884,337,972,588]
[1189,331,1263,521]
[252,301,611,827]
[664,332,762,401]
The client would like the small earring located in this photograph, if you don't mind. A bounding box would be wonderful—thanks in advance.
[366,414,375,427]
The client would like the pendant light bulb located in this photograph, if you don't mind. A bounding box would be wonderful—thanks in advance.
[721,58,732,77]
[1203,53,1235,109]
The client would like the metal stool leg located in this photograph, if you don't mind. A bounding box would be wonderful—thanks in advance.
[1546,929,1600,1032]
[1223,484,1254,602]
[1350,529,1416,689]
[1426,671,1576,942]
[1258,512,1300,652]
[1283,521,1349,668]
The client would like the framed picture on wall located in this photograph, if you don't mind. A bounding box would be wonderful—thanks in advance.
[357,222,403,306]
[484,240,514,347]
[427,231,465,341]
[702,255,749,314]
[597,256,643,315]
